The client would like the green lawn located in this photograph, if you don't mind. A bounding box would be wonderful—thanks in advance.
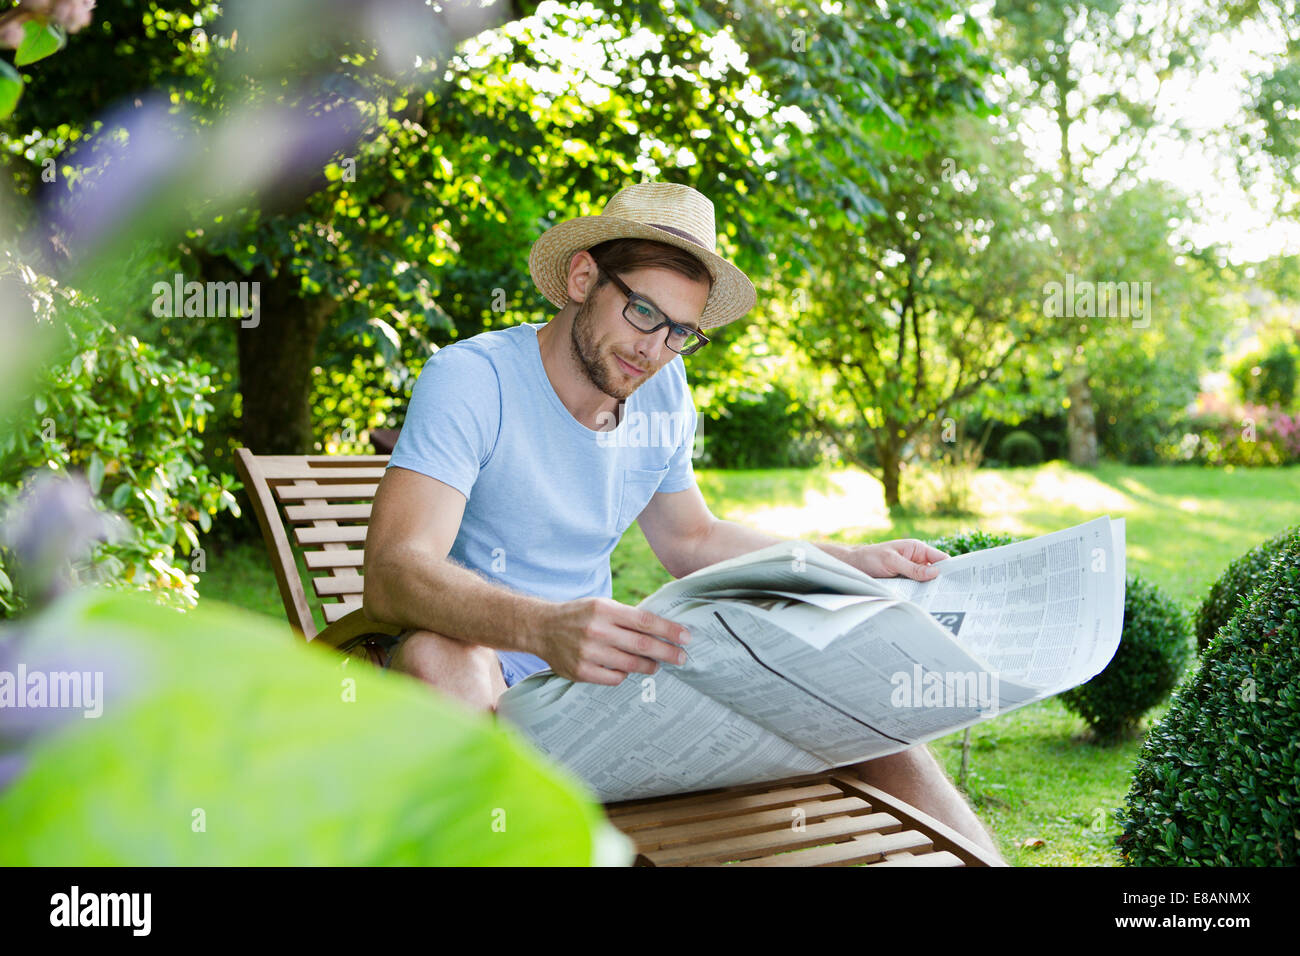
[199,461,1300,866]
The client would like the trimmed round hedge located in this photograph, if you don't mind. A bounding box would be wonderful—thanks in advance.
[1195,528,1298,653]
[1059,575,1191,742]
[1118,528,1300,865]
[997,430,1044,466]
[930,529,1191,742]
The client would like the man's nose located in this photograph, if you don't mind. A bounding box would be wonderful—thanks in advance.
[633,328,666,364]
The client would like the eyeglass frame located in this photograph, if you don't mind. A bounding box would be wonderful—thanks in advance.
[586,254,711,356]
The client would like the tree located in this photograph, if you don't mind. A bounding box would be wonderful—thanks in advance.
[989,0,1231,465]
[778,114,1060,508]
[6,0,990,458]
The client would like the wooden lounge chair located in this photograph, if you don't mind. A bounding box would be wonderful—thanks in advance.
[234,448,1003,867]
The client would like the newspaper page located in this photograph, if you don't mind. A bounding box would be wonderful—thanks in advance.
[495,516,1126,802]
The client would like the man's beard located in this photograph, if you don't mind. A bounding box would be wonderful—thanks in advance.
[570,291,642,402]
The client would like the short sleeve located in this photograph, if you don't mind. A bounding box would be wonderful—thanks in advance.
[387,345,502,500]
[656,359,698,494]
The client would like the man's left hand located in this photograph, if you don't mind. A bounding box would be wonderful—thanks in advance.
[847,539,949,581]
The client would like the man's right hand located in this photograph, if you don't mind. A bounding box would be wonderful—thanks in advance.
[532,597,692,685]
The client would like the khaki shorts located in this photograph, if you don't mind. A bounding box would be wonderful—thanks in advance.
[378,629,415,669]
[379,631,544,687]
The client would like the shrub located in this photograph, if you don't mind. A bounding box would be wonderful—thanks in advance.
[1232,341,1298,410]
[698,387,826,469]
[930,529,1023,555]
[996,429,1043,466]
[1195,528,1298,653]
[0,267,240,616]
[979,414,1067,464]
[1059,574,1192,742]
[1158,394,1298,466]
[929,530,1192,742]
[1117,529,1300,865]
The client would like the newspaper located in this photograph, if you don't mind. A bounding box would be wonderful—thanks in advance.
[495,516,1126,802]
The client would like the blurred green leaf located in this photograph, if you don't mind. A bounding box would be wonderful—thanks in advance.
[0,591,631,865]
[87,453,105,495]
[14,20,66,67]
[0,60,20,119]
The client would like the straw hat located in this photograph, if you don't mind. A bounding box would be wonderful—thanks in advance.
[528,182,757,331]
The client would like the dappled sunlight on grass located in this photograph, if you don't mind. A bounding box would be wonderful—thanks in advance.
[1024,462,1137,513]
[713,467,894,537]
[683,462,1300,606]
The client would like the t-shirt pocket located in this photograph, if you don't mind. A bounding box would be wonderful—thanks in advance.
[616,465,669,532]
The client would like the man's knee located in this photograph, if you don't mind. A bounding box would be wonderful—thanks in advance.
[390,629,498,686]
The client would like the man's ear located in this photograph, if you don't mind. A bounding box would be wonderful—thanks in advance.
[566,250,600,304]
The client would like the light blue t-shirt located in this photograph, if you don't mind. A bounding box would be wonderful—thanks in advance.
[387,322,698,676]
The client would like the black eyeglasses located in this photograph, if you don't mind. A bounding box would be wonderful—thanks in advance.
[589,257,710,356]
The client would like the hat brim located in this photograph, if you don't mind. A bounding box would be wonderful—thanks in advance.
[528,216,757,331]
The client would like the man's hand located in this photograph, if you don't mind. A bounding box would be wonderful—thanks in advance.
[846,539,949,580]
[532,597,692,686]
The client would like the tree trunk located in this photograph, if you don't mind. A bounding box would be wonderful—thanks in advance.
[1066,367,1099,467]
[235,267,338,455]
[879,442,902,510]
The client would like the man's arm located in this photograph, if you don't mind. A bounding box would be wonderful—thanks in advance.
[363,466,553,654]
[637,481,946,581]
[363,466,690,684]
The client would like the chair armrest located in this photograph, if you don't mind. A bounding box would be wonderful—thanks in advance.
[312,607,404,658]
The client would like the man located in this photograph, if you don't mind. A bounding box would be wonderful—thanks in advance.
[363,182,1004,862]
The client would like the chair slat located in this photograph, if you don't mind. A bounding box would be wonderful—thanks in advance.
[304,455,390,467]
[255,455,388,478]
[313,576,366,596]
[720,828,935,867]
[285,503,372,523]
[295,526,368,545]
[304,550,365,569]
[275,483,379,501]
[645,814,898,867]
[322,599,365,623]
[868,850,964,867]
[265,465,387,481]
[605,771,838,816]
[608,783,845,830]
[629,797,881,852]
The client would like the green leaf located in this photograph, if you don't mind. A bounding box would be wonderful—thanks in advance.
[87,454,105,495]
[111,482,133,510]
[0,60,21,119]
[0,591,631,865]
[14,20,66,67]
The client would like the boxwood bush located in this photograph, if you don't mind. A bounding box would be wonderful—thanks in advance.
[930,529,1192,742]
[996,430,1044,466]
[1195,528,1297,653]
[930,529,1022,556]
[1059,575,1192,742]
[1117,529,1300,865]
